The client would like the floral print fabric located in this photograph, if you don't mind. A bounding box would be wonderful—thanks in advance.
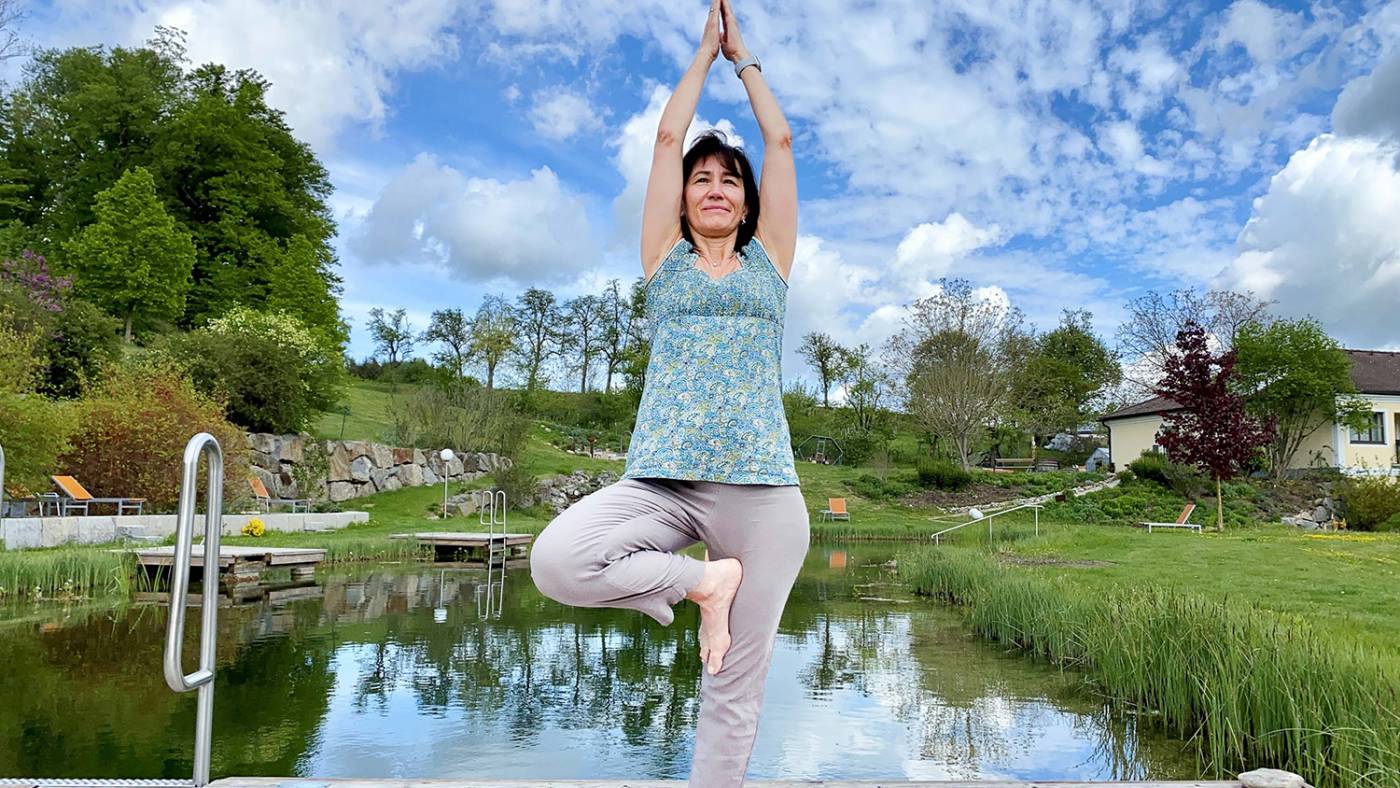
[622,237,800,486]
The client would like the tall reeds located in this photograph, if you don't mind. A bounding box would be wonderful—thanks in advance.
[902,548,1400,788]
[0,547,134,599]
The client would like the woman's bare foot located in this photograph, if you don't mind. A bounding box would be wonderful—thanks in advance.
[686,557,743,675]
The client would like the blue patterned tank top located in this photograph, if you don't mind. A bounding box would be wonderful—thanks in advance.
[622,236,800,486]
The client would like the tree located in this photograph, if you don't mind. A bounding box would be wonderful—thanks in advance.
[1010,310,1120,458]
[563,294,607,393]
[885,279,1024,469]
[597,279,632,393]
[1155,322,1274,531]
[838,342,894,434]
[798,332,848,408]
[1116,288,1273,394]
[620,279,652,396]
[0,320,77,493]
[1232,318,1372,478]
[367,307,415,365]
[469,294,516,392]
[65,166,195,341]
[422,308,472,381]
[512,288,570,392]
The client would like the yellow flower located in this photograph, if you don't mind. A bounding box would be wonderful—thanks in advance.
[242,518,266,538]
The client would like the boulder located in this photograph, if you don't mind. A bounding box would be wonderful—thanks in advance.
[350,456,374,483]
[446,457,464,478]
[370,442,394,468]
[412,448,426,465]
[276,434,305,463]
[460,452,480,473]
[248,450,277,472]
[328,482,357,503]
[246,432,277,455]
[422,465,440,485]
[393,447,414,466]
[1237,768,1313,788]
[399,463,424,487]
[344,440,370,460]
[1312,505,1330,523]
[327,445,353,482]
[250,465,278,496]
[370,467,398,492]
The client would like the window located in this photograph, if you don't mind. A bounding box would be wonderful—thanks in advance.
[1350,412,1385,444]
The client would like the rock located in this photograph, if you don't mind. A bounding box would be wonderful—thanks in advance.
[350,456,374,483]
[328,482,357,503]
[460,452,480,473]
[398,463,424,487]
[1312,506,1330,522]
[422,465,440,485]
[370,467,398,492]
[277,434,305,463]
[393,447,414,465]
[380,474,402,492]
[344,440,370,460]
[250,466,278,496]
[248,450,277,471]
[1237,768,1313,788]
[246,432,276,455]
[412,448,426,465]
[327,445,353,482]
[370,442,394,468]
[446,457,464,478]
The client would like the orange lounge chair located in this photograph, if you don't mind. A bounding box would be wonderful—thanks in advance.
[50,475,145,516]
[248,476,311,513]
[1139,502,1200,533]
[819,497,849,521]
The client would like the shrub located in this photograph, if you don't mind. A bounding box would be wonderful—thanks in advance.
[391,384,529,459]
[843,473,917,500]
[0,320,78,494]
[490,462,538,509]
[1335,475,1400,531]
[0,252,120,398]
[835,426,880,466]
[1127,450,1205,498]
[916,458,972,491]
[1126,451,1170,483]
[163,307,345,433]
[58,358,248,511]
[1377,511,1400,533]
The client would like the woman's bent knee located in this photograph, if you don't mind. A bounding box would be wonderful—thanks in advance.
[530,517,582,604]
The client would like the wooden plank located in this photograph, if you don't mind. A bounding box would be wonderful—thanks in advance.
[232,778,1237,786]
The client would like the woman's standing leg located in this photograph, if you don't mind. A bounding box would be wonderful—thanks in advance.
[530,478,707,626]
[688,483,810,787]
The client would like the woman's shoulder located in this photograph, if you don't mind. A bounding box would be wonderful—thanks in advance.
[644,236,694,287]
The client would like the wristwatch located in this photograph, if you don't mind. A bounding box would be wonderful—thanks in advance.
[734,54,761,78]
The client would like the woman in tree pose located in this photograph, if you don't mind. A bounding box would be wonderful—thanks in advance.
[530,0,805,785]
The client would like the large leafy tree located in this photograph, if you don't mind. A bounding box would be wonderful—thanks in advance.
[885,279,1025,469]
[1,32,345,345]
[512,288,570,392]
[1155,322,1274,531]
[798,332,849,408]
[1233,318,1372,478]
[64,166,195,341]
[1011,310,1121,457]
[563,294,606,393]
[367,307,415,365]
[469,294,517,392]
[422,308,473,381]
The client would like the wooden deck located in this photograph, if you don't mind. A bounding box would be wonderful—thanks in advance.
[122,545,327,585]
[390,531,534,562]
[208,779,1241,787]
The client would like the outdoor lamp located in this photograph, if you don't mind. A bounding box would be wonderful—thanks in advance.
[439,449,456,518]
[968,507,984,521]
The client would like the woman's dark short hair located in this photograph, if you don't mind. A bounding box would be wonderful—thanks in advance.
[681,130,760,253]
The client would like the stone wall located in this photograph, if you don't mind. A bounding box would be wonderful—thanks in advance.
[1,511,368,550]
[246,433,512,504]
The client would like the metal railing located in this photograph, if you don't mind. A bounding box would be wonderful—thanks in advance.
[929,502,1042,545]
[473,489,507,619]
[1,434,223,788]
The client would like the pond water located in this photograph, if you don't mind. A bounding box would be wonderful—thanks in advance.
[0,543,1198,782]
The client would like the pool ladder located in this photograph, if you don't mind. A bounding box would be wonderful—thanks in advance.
[473,489,507,619]
[0,433,225,788]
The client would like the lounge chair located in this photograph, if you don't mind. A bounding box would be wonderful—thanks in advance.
[818,497,850,521]
[248,476,311,513]
[50,475,145,516]
[1139,503,1200,533]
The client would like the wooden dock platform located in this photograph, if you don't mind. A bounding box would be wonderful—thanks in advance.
[390,531,534,562]
[122,545,327,585]
[209,779,1241,787]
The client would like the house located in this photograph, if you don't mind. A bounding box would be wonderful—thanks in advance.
[1102,349,1400,476]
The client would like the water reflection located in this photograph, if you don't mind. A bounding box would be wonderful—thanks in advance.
[0,544,1196,781]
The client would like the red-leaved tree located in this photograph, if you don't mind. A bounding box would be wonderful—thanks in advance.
[1155,321,1274,531]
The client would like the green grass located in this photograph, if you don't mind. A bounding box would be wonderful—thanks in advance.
[310,379,417,442]
[0,546,137,599]
[901,547,1400,788]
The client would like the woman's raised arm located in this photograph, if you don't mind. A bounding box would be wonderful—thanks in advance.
[641,0,723,277]
[721,0,796,278]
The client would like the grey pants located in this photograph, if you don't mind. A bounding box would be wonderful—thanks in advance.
[530,477,810,787]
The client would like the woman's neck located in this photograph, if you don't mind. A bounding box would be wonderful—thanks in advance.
[692,232,738,264]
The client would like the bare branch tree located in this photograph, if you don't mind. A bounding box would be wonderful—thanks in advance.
[1115,288,1272,396]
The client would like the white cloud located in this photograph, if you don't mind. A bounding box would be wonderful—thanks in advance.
[120,0,462,151]
[1333,49,1400,143]
[891,214,1004,281]
[1218,134,1400,348]
[352,153,597,285]
[529,87,605,141]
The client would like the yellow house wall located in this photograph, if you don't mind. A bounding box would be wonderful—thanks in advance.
[1107,415,1163,468]
[1339,395,1400,474]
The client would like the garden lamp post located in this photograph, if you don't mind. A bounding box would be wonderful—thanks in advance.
[439,448,455,518]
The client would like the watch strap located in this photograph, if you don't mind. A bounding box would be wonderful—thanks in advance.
[733,54,761,78]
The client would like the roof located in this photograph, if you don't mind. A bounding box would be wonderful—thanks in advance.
[1101,396,1180,422]
[1103,348,1400,423]
[1344,349,1400,395]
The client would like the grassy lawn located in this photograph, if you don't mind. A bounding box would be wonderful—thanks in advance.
[310,380,414,442]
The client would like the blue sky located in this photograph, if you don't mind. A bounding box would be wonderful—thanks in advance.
[15,0,1400,393]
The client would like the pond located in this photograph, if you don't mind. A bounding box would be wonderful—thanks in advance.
[0,543,1198,781]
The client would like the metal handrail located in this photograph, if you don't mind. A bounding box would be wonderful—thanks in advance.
[163,433,224,787]
[930,502,1042,545]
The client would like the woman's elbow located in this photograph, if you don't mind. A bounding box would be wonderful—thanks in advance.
[655,128,683,149]
[766,130,793,151]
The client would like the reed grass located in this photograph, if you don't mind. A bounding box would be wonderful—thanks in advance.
[901,547,1400,788]
[0,546,134,599]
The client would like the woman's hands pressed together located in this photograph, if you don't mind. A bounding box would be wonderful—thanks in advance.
[699,0,723,62]
[719,0,751,64]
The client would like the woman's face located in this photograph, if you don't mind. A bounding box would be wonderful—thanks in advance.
[683,154,747,240]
